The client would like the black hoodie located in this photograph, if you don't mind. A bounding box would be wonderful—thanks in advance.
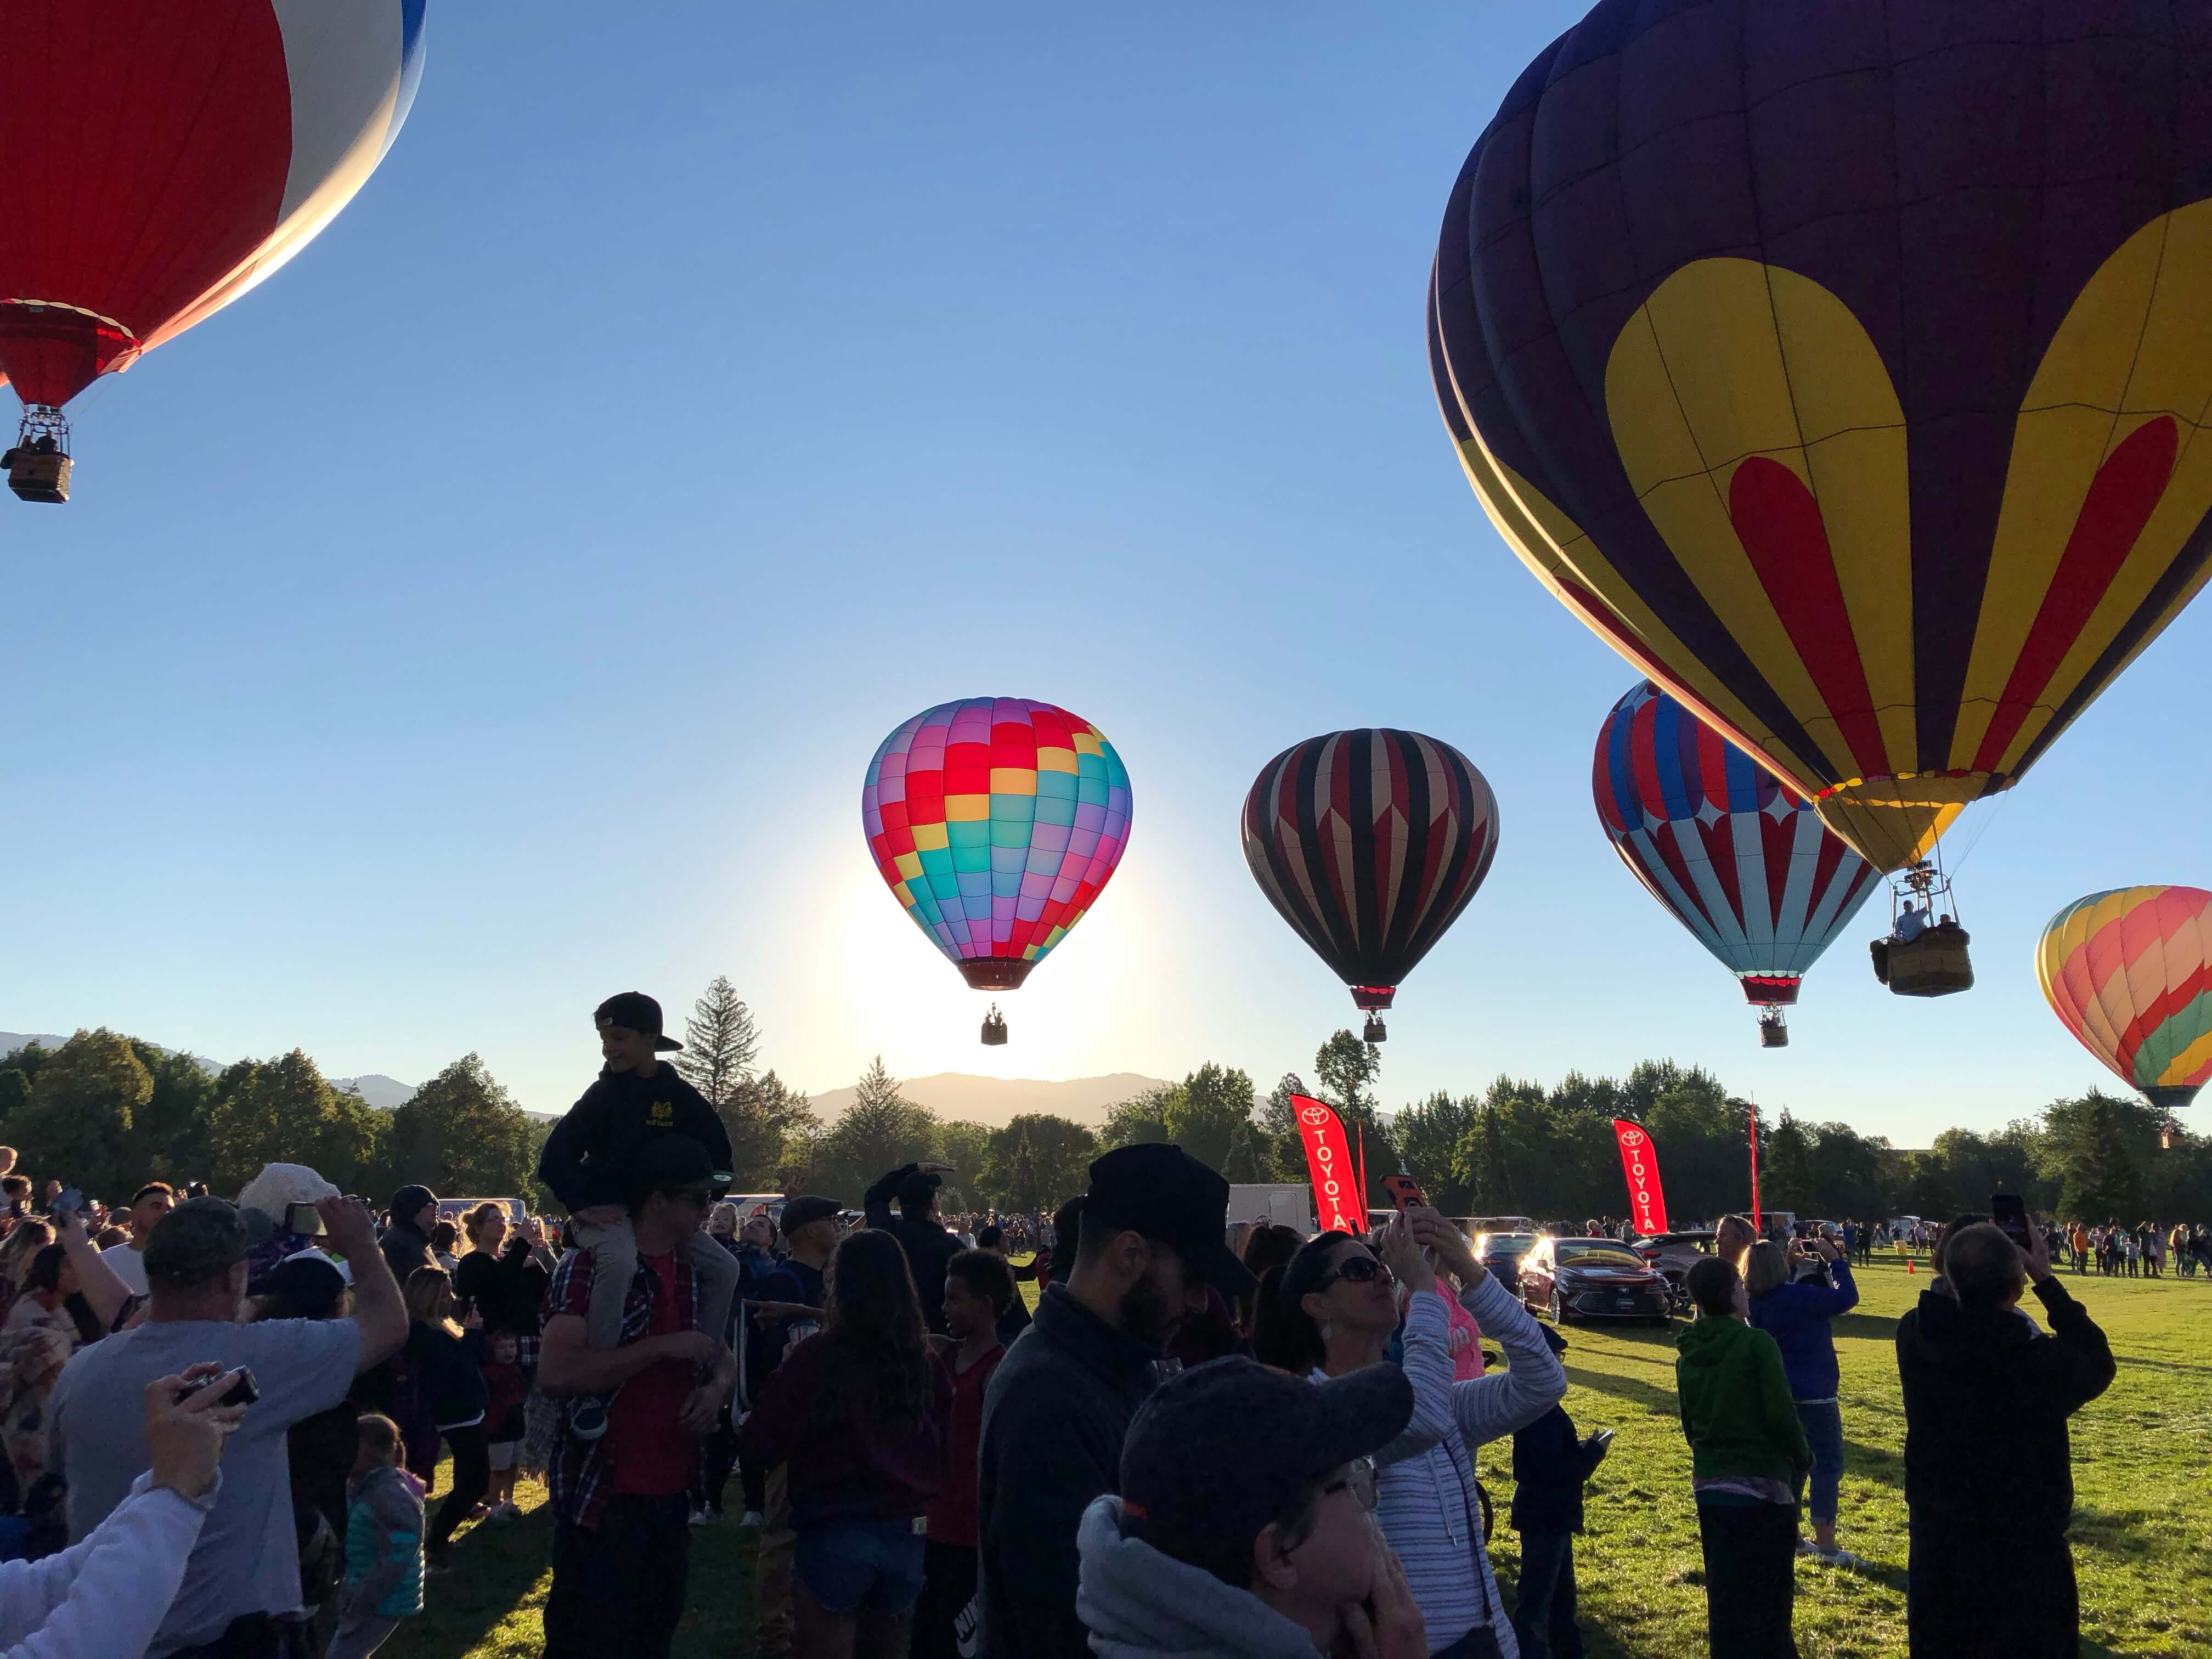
[1895,1276,2114,1534]
[537,1064,734,1213]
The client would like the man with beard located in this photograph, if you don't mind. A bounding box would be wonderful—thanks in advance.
[974,1144,1256,1659]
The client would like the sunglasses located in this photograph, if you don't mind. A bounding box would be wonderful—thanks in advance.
[1321,1457,1379,1511]
[1322,1255,1395,1290]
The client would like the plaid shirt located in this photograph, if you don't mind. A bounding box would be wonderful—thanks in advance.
[541,1245,707,1530]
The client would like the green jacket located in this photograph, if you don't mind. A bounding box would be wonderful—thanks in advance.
[1674,1313,1811,1486]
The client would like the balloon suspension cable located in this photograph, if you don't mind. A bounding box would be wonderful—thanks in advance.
[1888,851,1961,928]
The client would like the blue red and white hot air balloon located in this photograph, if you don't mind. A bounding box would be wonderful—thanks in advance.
[0,1,427,500]
[1595,682,1878,1045]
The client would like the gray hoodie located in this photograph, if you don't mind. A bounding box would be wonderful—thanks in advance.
[1075,1496,1323,1659]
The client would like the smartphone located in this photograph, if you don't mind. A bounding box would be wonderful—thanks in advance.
[285,1201,327,1237]
[176,1368,260,1409]
[1991,1194,2033,1252]
[1382,1173,1427,1212]
[52,1187,82,1216]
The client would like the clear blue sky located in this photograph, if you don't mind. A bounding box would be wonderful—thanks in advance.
[5,3,2206,1148]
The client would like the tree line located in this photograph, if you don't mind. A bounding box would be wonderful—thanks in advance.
[8,983,2207,1227]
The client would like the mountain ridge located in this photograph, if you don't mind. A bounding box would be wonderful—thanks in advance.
[803,1070,1164,1130]
[1,1033,417,1111]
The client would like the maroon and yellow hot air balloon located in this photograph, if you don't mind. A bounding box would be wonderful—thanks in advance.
[1430,2,2212,891]
[2038,887,2212,1114]
[1241,729,1499,1041]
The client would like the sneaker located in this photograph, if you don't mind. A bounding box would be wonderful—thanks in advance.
[738,1510,763,1528]
[568,1395,609,1441]
[1815,1545,1868,1571]
[689,1507,713,1527]
[1795,1539,1824,1558]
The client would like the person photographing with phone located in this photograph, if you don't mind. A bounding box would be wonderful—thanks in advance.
[1895,1218,2114,1658]
[1742,1233,1862,1568]
[50,1194,408,1658]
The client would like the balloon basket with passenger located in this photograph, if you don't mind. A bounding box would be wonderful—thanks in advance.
[1869,860,1974,998]
[3,406,71,504]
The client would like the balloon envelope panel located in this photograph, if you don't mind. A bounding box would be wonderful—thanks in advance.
[863,698,1132,985]
[1594,681,1878,1001]
[1242,729,1499,998]
[0,0,427,408]
[1431,0,2212,872]
[2037,885,2212,1112]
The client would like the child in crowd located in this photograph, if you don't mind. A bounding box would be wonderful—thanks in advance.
[330,1414,425,1659]
[1675,1255,1809,1659]
[1510,1324,1610,1659]
[534,991,738,1438]
[914,1249,1014,1659]
[480,1328,528,1519]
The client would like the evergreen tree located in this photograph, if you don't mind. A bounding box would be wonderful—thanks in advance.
[979,1114,1096,1213]
[2046,1090,2147,1220]
[386,1054,538,1202]
[674,976,760,1109]
[724,1070,816,1190]
[819,1058,938,1202]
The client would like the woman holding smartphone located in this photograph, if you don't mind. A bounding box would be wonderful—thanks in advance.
[1743,1236,1860,1568]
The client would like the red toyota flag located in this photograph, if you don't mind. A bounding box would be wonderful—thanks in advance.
[1292,1094,1364,1235]
[1610,1119,1669,1237]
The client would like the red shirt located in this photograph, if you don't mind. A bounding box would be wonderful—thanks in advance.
[605,1252,696,1497]
[926,1342,1004,1546]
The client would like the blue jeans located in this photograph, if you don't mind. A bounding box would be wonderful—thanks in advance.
[1511,1531,1583,1659]
[1796,1401,1843,1526]
[795,1518,928,1616]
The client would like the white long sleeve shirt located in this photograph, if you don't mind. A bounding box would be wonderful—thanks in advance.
[1320,1276,1566,1657]
[0,1471,215,1658]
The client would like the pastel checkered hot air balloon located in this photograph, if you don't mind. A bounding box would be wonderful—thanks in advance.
[1241,729,1499,1041]
[1430,1,2212,909]
[1595,682,1880,1047]
[862,698,1132,1042]
[2037,887,2212,1114]
[0,1,428,500]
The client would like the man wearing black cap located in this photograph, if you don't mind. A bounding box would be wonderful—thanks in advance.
[538,992,739,1437]
[864,1160,962,1331]
[381,1184,439,1285]
[50,1195,408,1657]
[975,1143,1257,1659]
[538,1134,740,1659]
[1076,1357,1428,1659]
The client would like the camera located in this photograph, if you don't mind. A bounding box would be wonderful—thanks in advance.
[176,1368,259,1409]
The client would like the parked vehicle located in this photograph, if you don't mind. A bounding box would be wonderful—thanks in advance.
[1471,1232,1542,1293]
[1231,1183,1316,1234]
[1519,1235,1672,1325]
[1464,1214,1539,1237]
[1633,1230,1717,1312]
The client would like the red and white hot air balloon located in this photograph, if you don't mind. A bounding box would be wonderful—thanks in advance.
[0,1,428,501]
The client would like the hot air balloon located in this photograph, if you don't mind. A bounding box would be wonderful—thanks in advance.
[0,2,428,502]
[1595,681,1879,1046]
[1242,729,1498,1041]
[2038,887,2212,1114]
[862,698,1131,1043]
[1430,0,2212,994]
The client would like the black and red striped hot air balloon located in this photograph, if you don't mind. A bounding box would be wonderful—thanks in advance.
[1241,729,1500,1040]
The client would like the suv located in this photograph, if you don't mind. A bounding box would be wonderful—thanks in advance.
[1471,1232,1544,1294]
[1634,1230,1718,1310]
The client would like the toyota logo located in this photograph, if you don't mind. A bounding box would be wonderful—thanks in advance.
[1299,1106,1330,1126]
[1618,1127,1646,1148]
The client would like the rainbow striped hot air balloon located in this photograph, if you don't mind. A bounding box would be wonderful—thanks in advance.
[2037,887,2212,1114]
[862,698,1131,1041]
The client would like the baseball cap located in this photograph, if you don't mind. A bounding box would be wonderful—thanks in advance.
[143,1197,275,1288]
[620,1135,715,1210]
[595,991,682,1052]
[1120,1356,1412,1572]
[778,1195,840,1238]
[1084,1144,1257,1296]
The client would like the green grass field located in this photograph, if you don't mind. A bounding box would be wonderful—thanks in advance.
[390,1255,2210,1659]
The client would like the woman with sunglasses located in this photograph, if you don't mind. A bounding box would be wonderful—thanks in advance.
[1255,1211,1565,1659]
